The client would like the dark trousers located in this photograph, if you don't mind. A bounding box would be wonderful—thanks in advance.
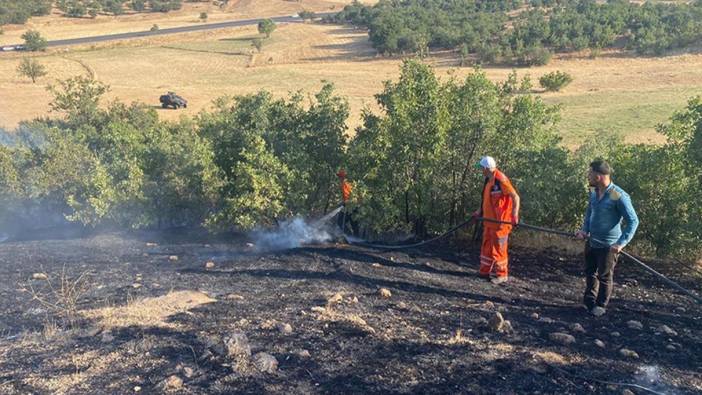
[583,244,620,309]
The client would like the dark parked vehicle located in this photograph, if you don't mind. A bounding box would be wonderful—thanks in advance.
[159,92,188,109]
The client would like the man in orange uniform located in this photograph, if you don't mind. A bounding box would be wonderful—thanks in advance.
[472,156,520,284]
[337,169,352,205]
[336,169,353,233]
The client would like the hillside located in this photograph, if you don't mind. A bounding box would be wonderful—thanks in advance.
[0,231,700,393]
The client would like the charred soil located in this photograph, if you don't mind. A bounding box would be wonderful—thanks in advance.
[0,231,700,394]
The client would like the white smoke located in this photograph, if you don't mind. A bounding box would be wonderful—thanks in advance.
[251,207,343,251]
[634,365,678,395]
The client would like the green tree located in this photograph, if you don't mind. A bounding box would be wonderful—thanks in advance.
[140,120,222,229]
[47,75,109,126]
[27,127,115,226]
[258,18,276,38]
[21,30,48,51]
[17,57,47,83]
[199,12,207,22]
[206,135,290,231]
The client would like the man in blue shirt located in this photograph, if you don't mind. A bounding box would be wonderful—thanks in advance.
[575,160,639,317]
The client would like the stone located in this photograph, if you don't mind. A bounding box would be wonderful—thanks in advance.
[327,293,343,305]
[570,323,586,334]
[538,317,555,324]
[226,294,244,300]
[378,288,392,298]
[666,344,676,351]
[183,366,194,378]
[297,349,311,358]
[132,283,141,289]
[310,306,326,313]
[371,263,381,268]
[530,312,540,320]
[627,320,643,330]
[549,332,576,345]
[224,331,251,359]
[245,242,255,248]
[674,307,686,314]
[205,261,215,269]
[277,323,293,335]
[168,255,178,261]
[619,348,639,359]
[622,390,635,395]
[502,320,514,333]
[349,296,359,304]
[594,339,605,348]
[253,352,278,373]
[484,301,495,309]
[159,375,183,391]
[32,273,48,280]
[658,325,677,336]
[146,242,157,247]
[488,312,505,332]
[133,386,142,392]
[611,331,621,337]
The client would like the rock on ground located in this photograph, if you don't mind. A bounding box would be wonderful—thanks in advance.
[570,323,586,334]
[627,320,643,330]
[277,322,293,335]
[619,348,639,359]
[378,288,392,298]
[658,325,677,336]
[158,375,183,391]
[549,332,576,345]
[224,331,251,359]
[253,352,278,373]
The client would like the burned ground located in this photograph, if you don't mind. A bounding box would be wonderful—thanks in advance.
[0,231,700,394]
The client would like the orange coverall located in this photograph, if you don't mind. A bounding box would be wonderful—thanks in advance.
[479,170,517,278]
[337,170,352,203]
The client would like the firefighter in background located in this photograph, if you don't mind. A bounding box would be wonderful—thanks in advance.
[336,169,353,233]
[472,156,520,284]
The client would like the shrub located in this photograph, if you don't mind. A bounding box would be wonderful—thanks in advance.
[539,71,573,92]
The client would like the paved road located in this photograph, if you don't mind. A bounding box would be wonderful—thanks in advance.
[4,12,336,49]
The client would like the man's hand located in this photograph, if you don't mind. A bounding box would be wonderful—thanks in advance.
[471,210,481,219]
[610,244,623,254]
[575,230,589,240]
[511,214,519,226]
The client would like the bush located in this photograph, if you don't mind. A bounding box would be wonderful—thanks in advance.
[21,30,48,51]
[539,71,573,92]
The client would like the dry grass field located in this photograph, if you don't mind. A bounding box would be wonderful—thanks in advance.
[0,0,358,45]
[1,0,701,147]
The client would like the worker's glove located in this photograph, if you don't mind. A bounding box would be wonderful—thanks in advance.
[471,210,480,219]
[511,216,519,226]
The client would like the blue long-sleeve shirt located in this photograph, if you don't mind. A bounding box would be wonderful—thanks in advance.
[582,182,639,248]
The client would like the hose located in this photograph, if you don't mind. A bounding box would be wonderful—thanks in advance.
[348,217,476,250]
[480,218,702,305]
[347,215,702,305]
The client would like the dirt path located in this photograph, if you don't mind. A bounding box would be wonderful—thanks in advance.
[0,232,699,393]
